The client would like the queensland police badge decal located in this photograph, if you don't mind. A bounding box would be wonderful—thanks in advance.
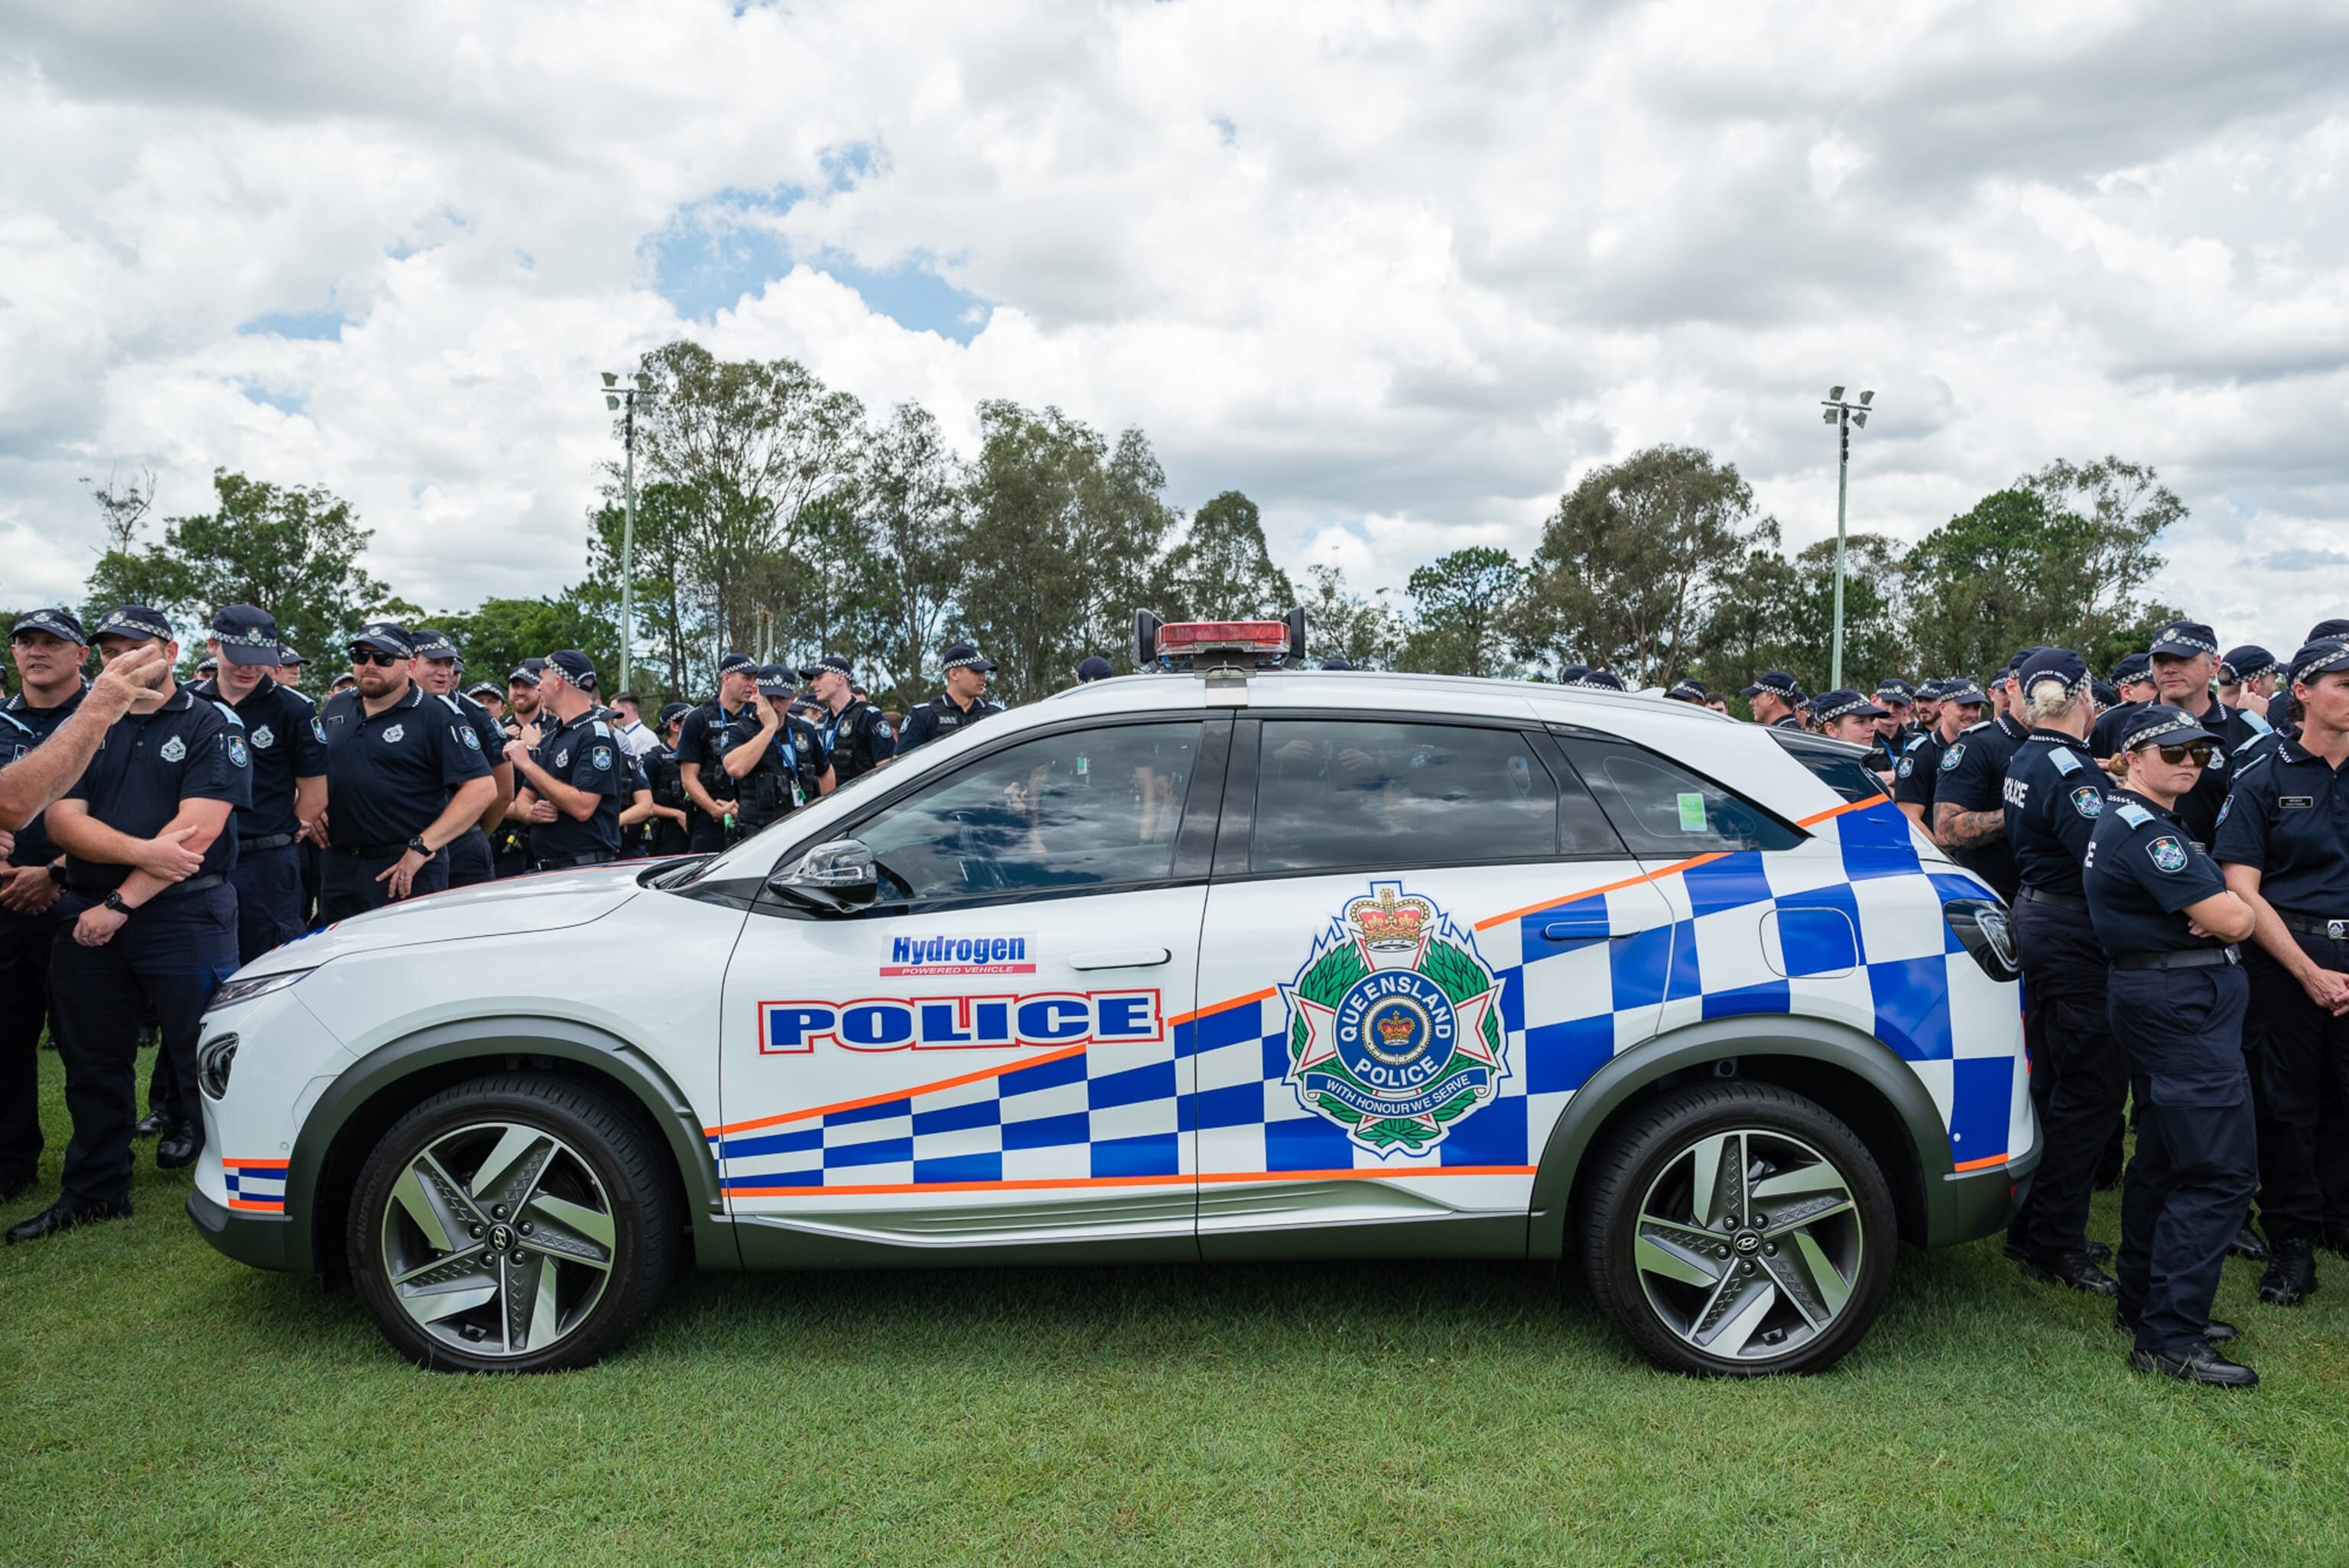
[1280,880,1507,1156]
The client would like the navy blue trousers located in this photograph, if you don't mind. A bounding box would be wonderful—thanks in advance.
[0,896,73,1187]
[319,846,450,924]
[446,826,495,888]
[231,843,307,966]
[2243,930,2349,1242]
[2110,962,2256,1353]
[2009,898,2129,1259]
[49,885,239,1205]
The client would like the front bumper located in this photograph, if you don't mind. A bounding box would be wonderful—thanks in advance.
[187,1187,303,1272]
[1925,1134,2042,1248]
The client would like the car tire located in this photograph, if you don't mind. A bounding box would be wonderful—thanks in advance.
[1578,1080,1896,1377]
[347,1073,680,1373]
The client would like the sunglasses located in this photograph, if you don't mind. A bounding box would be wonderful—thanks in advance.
[2151,742,2214,768]
[349,648,404,668]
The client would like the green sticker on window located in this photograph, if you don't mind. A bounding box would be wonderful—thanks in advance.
[1676,792,1707,832]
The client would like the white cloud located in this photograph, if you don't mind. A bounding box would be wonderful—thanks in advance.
[2,0,2346,661]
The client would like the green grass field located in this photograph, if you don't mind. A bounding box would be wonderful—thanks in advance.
[5,1049,2349,1567]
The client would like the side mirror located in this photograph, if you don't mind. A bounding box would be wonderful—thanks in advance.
[767,839,879,912]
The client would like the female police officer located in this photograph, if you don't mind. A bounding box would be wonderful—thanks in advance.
[2215,636,2349,1309]
[2086,703,2260,1387]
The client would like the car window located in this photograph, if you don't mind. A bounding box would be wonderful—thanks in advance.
[856,721,1202,905]
[1770,732,1891,804]
[1552,735,1802,855]
[1252,719,1579,872]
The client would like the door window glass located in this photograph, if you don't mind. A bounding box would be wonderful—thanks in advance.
[1553,735,1802,855]
[856,722,1202,904]
[1252,720,1566,872]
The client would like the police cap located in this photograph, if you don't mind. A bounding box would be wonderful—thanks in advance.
[508,657,544,687]
[209,604,282,665]
[2091,679,2119,708]
[1074,655,1114,683]
[544,650,596,689]
[2018,647,2090,700]
[195,655,218,676]
[1571,670,1626,691]
[1555,664,1590,683]
[409,627,459,661]
[941,644,996,674]
[2118,703,2221,754]
[2305,618,2349,643]
[716,651,757,677]
[1941,679,1989,706]
[11,607,89,644]
[2288,638,2349,686]
[1811,689,1887,723]
[93,604,174,644]
[658,700,690,725]
[2110,651,2152,685]
[1662,678,1707,704]
[277,645,307,666]
[2220,644,2279,684]
[754,663,794,696]
[464,680,502,700]
[2148,620,2220,659]
[351,622,414,657]
[1740,670,1802,700]
[1873,677,1915,706]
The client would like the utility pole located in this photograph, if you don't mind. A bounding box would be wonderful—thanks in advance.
[1819,386,1876,691]
[600,371,661,694]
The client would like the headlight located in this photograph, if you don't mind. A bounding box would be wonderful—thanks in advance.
[206,968,315,1012]
[1942,898,2018,982]
[198,1034,239,1099]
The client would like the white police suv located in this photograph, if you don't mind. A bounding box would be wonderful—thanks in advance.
[190,616,2034,1375]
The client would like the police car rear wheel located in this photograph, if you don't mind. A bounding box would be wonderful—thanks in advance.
[1580,1082,1895,1377]
[347,1074,680,1373]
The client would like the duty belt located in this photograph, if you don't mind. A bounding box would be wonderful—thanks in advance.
[2276,911,2349,942]
[239,832,297,852]
[330,840,431,859]
[534,850,616,871]
[2112,946,2239,971]
[2016,886,2088,912]
[71,872,226,903]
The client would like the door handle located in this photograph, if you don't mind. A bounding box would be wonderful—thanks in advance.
[1070,947,1172,970]
[1542,917,1631,942]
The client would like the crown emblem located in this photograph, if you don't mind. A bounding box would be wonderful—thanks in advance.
[1376,1011,1415,1044]
[1347,885,1432,949]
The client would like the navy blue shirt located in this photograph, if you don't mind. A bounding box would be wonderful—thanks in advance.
[195,675,326,840]
[1934,714,2028,899]
[2,682,87,867]
[897,693,1002,755]
[723,707,827,829]
[674,698,759,779]
[320,683,492,849]
[1891,729,1948,817]
[450,692,507,783]
[2213,735,2349,913]
[527,709,623,859]
[2003,729,2107,897]
[63,686,252,894]
[2084,790,2230,957]
[817,696,897,782]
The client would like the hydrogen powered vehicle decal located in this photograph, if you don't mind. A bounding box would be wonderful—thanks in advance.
[1281,881,1507,1156]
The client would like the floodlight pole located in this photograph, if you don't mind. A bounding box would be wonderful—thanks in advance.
[1819,388,1876,692]
[601,372,660,695]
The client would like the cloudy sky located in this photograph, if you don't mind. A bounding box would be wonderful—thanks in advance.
[5,0,2347,657]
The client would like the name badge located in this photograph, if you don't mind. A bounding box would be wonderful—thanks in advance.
[2282,795,2315,809]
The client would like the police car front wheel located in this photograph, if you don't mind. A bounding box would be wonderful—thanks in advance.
[346,1074,681,1373]
[1579,1082,1896,1377]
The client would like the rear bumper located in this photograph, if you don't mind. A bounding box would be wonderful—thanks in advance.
[187,1187,304,1273]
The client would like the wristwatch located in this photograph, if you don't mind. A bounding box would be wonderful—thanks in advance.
[407,836,431,859]
[45,862,66,885]
[103,890,132,914]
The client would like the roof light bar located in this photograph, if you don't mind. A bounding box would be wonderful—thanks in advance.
[1155,619,1291,656]
[1133,608,1308,680]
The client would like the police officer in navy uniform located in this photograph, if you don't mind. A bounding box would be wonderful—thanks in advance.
[807,653,896,784]
[1870,677,1918,765]
[408,629,513,887]
[507,651,625,870]
[2214,636,2349,1308]
[2218,645,2280,716]
[2088,622,2269,848]
[0,609,99,1203]
[897,644,1003,755]
[317,623,496,920]
[720,665,833,832]
[2085,703,2261,1386]
[193,605,327,961]
[638,702,694,858]
[2266,619,2349,732]
[1892,679,1980,836]
[2000,649,2128,1294]
[1739,670,1805,729]
[1932,657,2033,901]
[675,651,762,851]
[8,606,252,1242]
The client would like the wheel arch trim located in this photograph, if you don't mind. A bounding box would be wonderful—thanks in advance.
[284,1014,736,1274]
[1526,1017,1961,1259]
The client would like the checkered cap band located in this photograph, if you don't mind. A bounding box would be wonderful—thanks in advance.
[2153,625,2218,655]
[95,606,173,641]
[945,651,990,672]
[11,608,86,641]
[1814,694,1879,722]
[2292,641,2349,683]
[2120,709,2214,754]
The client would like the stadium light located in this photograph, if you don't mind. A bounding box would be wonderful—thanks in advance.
[599,370,661,694]
[1819,386,1881,691]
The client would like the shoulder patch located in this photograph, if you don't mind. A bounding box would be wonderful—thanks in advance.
[2146,835,2188,874]
[1896,755,1914,778]
[2070,784,2104,818]
[1939,742,1965,771]
[2049,747,2083,776]
[226,734,249,769]
[2115,801,2155,828]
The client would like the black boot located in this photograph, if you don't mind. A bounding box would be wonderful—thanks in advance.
[2257,1237,2318,1306]
[2227,1226,2270,1262]
[2016,1250,2119,1296]
[2128,1342,2259,1388]
[156,1121,203,1170]
[5,1196,133,1244]
[132,1108,169,1139]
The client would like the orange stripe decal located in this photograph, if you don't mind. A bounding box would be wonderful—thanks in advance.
[1474,852,1730,932]
[1796,797,1878,828]
[1165,986,1276,1028]
[1952,1153,2009,1173]
[725,1166,1538,1199]
[222,1158,289,1169]
[226,1198,286,1211]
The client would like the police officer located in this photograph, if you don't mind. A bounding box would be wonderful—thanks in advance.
[1872,677,1918,757]
[1662,677,1707,706]
[0,609,99,1202]
[490,660,544,878]
[1571,669,1626,691]
[1738,670,1805,729]
[2089,622,2268,848]
[408,629,513,888]
[1933,657,2032,901]
[192,605,326,962]
[807,654,895,784]
[637,703,694,858]
[2085,703,2261,1385]
[7,606,252,1242]
[1811,689,1888,750]
[504,651,626,871]
[2218,646,2280,714]
[2214,637,2349,1307]
[466,679,505,723]
[1892,680,1985,836]
[720,665,833,832]
[1999,649,2128,1294]
[273,646,308,691]
[316,623,496,920]
[897,644,1003,755]
[675,652,762,851]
